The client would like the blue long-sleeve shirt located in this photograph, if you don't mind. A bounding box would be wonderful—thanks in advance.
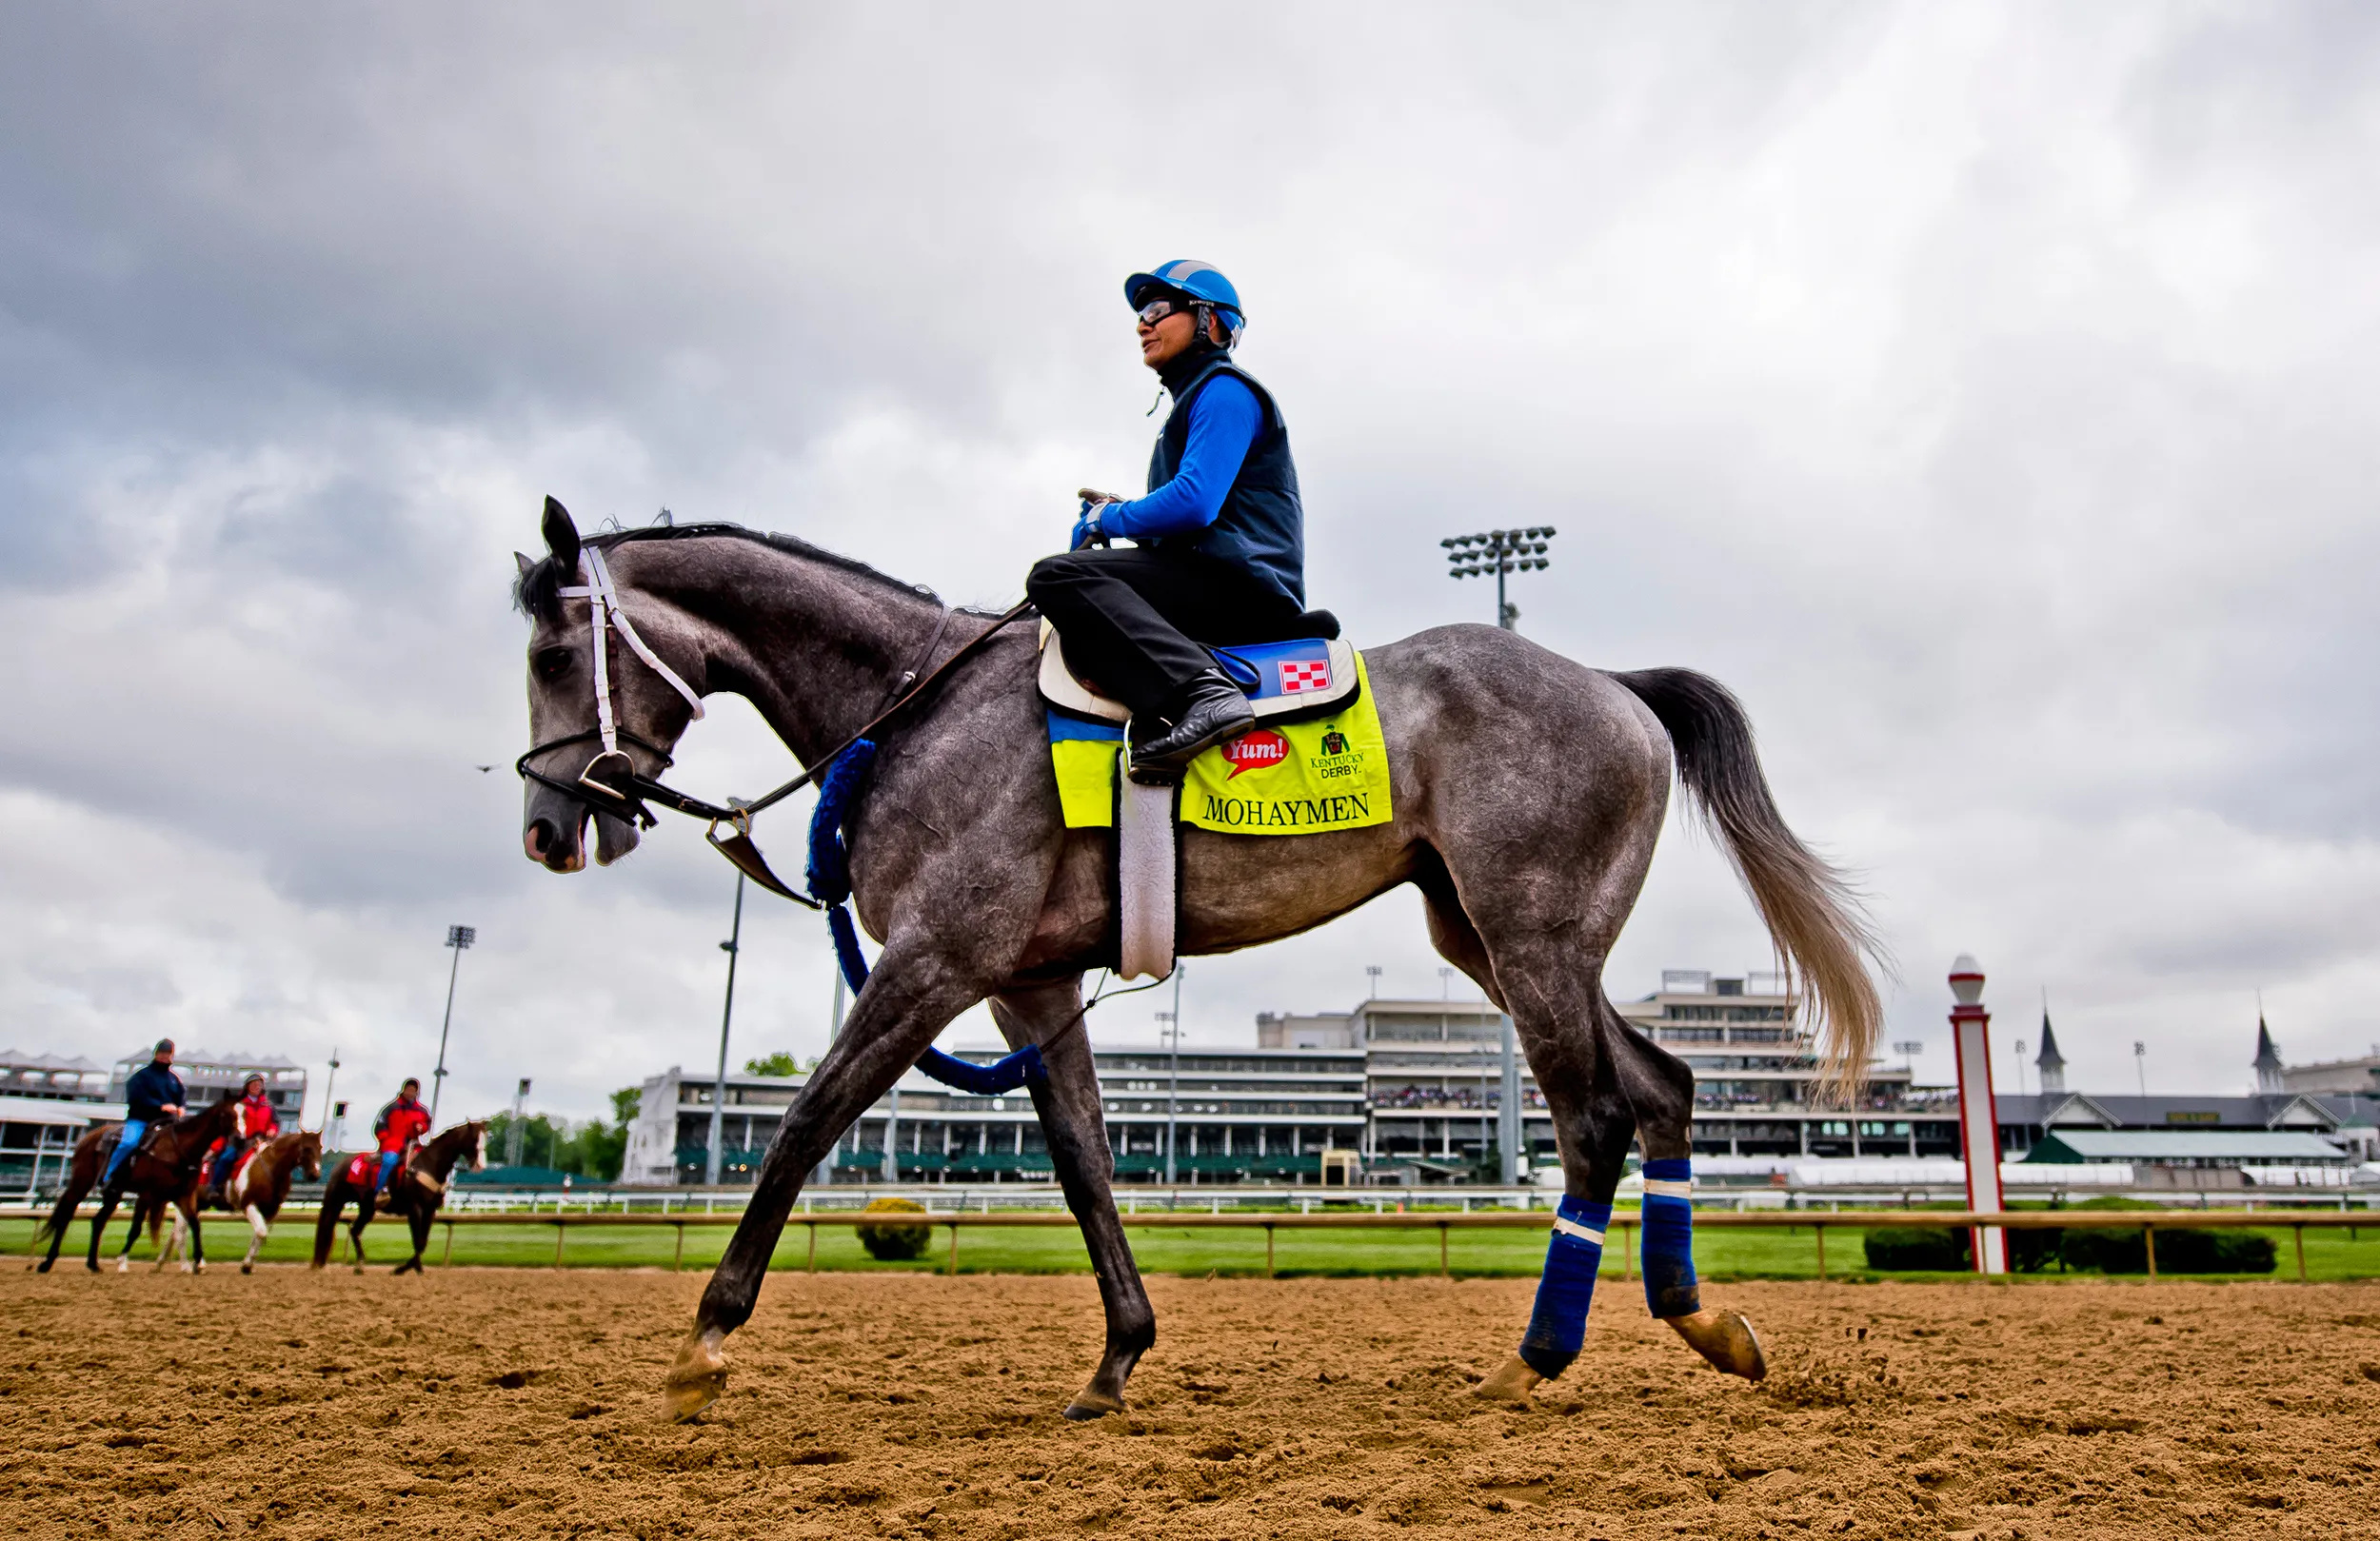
[1099,375,1259,540]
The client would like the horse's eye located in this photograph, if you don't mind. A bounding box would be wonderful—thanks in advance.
[533,646,573,682]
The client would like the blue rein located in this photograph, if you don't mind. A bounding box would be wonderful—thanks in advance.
[804,740,1045,1096]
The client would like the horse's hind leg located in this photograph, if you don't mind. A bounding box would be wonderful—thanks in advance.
[1603,1007,1766,1379]
[1470,971,1639,1402]
[242,1205,268,1274]
[992,978,1155,1420]
[156,1207,184,1273]
[113,1195,149,1274]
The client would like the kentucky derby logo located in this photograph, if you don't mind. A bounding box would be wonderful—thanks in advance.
[1319,727,1348,757]
[1222,729,1290,779]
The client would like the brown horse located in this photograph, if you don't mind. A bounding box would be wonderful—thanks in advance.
[309,1121,487,1274]
[33,1095,242,1274]
[160,1130,324,1274]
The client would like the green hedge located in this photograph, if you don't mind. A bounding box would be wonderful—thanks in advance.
[1863,1223,2276,1274]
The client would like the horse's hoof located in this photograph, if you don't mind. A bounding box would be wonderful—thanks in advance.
[241,1263,253,1275]
[1472,1353,1545,1404]
[1061,1388,1124,1421]
[1664,1306,1768,1381]
[662,1329,728,1423]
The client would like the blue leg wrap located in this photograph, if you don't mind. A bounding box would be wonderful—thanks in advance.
[1640,1157,1701,1317]
[1517,1195,1611,1378]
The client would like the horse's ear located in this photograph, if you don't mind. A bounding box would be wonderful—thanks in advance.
[515,551,536,578]
[542,496,582,575]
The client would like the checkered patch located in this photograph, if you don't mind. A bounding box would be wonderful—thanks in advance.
[1278,659,1333,694]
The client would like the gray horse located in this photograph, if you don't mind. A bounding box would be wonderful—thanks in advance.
[512,499,1879,1421]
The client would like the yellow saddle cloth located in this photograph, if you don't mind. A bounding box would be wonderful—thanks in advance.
[1046,651,1393,835]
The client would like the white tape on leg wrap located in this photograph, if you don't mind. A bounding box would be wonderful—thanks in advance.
[1552,1215,1606,1246]
[1642,1178,1693,1198]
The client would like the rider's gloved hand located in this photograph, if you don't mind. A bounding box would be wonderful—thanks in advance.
[1071,501,1109,551]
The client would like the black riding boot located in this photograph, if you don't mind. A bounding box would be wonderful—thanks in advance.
[1129,669,1255,778]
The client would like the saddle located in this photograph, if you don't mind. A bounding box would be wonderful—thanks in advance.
[1036,613,1359,726]
[1037,610,1363,983]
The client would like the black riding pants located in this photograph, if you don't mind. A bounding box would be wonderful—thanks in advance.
[1025,546,1299,718]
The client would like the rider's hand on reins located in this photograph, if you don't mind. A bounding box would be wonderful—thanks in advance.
[1072,489,1122,551]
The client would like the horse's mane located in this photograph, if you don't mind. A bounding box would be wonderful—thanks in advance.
[512,521,947,624]
[169,1092,239,1133]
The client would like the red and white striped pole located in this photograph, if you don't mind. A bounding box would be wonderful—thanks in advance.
[1949,954,2006,1274]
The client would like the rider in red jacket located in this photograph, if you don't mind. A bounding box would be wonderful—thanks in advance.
[205,1072,281,1201]
[371,1078,432,1195]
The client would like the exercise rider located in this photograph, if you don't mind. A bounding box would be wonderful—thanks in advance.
[204,1072,279,1204]
[1026,259,1307,777]
[102,1038,185,1190]
[369,1077,432,1197]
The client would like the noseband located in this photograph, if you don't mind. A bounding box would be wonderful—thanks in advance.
[517,541,1037,904]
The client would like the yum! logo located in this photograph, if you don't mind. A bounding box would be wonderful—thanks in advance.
[1221,728,1290,779]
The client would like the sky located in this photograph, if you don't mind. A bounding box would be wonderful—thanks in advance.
[3,3,2376,1127]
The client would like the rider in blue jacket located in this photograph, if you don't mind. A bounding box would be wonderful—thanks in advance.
[1027,260,1307,775]
[103,1039,186,1189]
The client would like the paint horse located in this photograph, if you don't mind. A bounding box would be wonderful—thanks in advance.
[33,1094,242,1274]
[310,1121,487,1274]
[510,501,1882,1421]
[161,1129,324,1274]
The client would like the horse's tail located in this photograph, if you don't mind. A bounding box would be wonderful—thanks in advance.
[32,1176,83,1246]
[311,1173,347,1268]
[1609,667,1887,1095]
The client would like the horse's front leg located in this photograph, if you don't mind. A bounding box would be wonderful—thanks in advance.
[242,1204,269,1274]
[113,1194,152,1274]
[991,978,1155,1419]
[667,945,985,1422]
[395,1204,432,1274]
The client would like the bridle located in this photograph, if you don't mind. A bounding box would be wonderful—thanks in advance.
[515,541,1034,905]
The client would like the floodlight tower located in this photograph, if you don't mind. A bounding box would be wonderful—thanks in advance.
[428,924,475,1125]
[1441,526,1557,631]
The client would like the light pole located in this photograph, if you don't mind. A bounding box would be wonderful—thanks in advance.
[2133,1040,2148,1096]
[429,925,475,1125]
[1497,1014,1522,1185]
[708,873,745,1188]
[319,1047,341,1141]
[2013,1037,2029,1099]
[507,1078,531,1168]
[1442,526,1556,631]
[1892,1040,1923,1077]
[815,971,845,1189]
[1160,963,1185,1186]
[1365,963,1382,1001]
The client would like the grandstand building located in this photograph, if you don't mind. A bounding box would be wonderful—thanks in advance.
[622,969,1957,1186]
[0,1049,121,1191]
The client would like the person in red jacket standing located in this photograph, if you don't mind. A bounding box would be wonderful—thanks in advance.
[370,1077,432,1195]
[203,1072,281,1204]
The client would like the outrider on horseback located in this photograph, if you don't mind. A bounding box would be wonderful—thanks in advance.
[511,258,1881,1423]
[312,1078,486,1274]
[34,1040,247,1274]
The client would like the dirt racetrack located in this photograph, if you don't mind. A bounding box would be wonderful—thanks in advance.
[6,1268,2379,1539]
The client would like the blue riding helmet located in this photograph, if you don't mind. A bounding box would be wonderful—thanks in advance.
[1125,260,1244,345]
